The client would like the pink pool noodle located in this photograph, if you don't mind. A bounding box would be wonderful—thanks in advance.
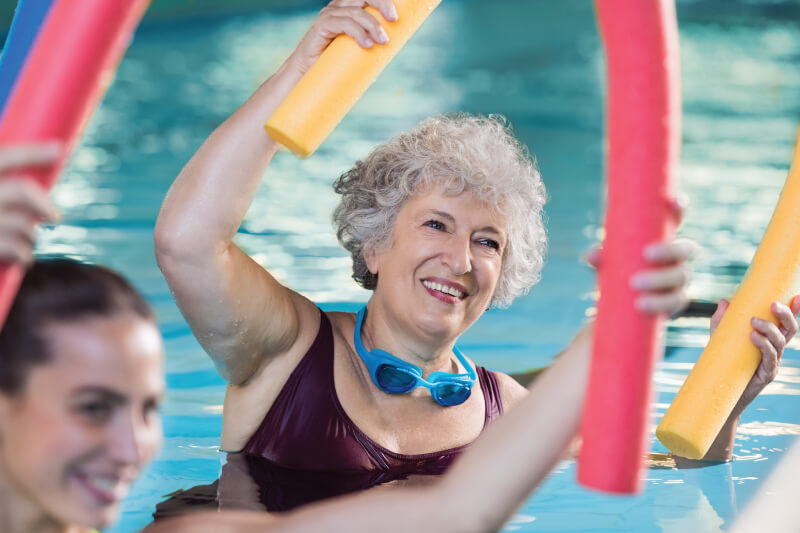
[0,0,150,328]
[577,0,681,493]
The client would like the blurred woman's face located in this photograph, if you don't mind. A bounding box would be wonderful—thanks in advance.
[0,313,165,530]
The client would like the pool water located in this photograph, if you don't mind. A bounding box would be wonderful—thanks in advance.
[16,0,800,530]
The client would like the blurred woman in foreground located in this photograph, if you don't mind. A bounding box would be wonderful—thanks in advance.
[0,145,165,533]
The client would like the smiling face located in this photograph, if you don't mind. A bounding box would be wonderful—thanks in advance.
[0,313,165,530]
[366,187,507,343]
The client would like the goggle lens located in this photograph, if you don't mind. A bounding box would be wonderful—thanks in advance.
[433,382,472,406]
[376,364,417,393]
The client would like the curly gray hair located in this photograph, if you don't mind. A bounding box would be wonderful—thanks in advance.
[333,113,547,308]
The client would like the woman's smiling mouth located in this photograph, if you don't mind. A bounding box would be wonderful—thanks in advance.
[422,279,468,302]
[73,470,132,505]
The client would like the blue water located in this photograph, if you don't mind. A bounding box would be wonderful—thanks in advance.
[17,0,800,531]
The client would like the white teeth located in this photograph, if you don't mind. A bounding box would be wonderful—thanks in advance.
[86,475,129,498]
[91,477,116,491]
[422,280,465,298]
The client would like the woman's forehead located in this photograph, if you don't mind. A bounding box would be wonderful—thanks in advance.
[35,315,164,391]
[406,188,508,228]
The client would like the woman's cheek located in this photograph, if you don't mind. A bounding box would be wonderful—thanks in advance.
[142,420,163,466]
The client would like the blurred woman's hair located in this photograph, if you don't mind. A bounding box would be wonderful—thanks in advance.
[0,258,154,395]
[333,113,547,308]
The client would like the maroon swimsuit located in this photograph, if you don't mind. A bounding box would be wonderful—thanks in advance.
[241,309,505,473]
[152,310,507,516]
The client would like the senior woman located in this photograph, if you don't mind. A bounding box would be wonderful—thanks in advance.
[154,0,793,503]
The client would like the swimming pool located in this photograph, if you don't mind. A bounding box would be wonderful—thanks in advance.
[18,0,800,530]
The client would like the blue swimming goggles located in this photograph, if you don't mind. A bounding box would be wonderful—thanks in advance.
[354,307,477,407]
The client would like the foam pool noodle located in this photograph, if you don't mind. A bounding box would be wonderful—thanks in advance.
[577,0,681,494]
[656,129,800,460]
[0,0,53,115]
[0,0,151,328]
[264,0,441,158]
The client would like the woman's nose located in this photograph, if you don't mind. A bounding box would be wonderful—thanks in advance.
[442,235,472,275]
[109,411,158,466]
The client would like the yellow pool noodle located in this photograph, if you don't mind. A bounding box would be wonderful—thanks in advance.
[656,129,800,459]
[265,0,441,158]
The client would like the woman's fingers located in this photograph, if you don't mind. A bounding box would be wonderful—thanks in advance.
[772,300,800,341]
[750,329,779,379]
[333,7,389,46]
[635,289,688,315]
[790,295,800,316]
[0,181,57,266]
[0,210,39,265]
[666,193,689,226]
[0,180,59,222]
[587,238,696,271]
[0,210,38,245]
[365,0,399,22]
[350,6,391,43]
[643,238,697,265]
[0,143,61,172]
[752,316,786,359]
[630,264,689,292]
[0,237,34,265]
[0,145,61,224]
[583,246,602,269]
[319,2,394,48]
[0,158,60,266]
[630,239,694,315]
[331,0,398,21]
[325,15,378,47]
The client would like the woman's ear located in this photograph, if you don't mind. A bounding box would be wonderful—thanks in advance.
[364,245,379,276]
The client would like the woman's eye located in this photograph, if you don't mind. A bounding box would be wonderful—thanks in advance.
[478,238,500,250]
[143,399,161,421]
[424,219,446,231]
[77,402,113,424]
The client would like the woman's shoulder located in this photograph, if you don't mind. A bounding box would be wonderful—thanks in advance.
[490,370,529,411]
[325,309,357,341]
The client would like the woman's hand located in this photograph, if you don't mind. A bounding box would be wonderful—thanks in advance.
[0,144,61,265]
[286,0,399,75]
[677,296,800,464]
[585,238,696,317]
[631,239,695,315]
[710,297,800,414]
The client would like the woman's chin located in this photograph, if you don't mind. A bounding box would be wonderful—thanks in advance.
[45,506,116,533]
[60,486,121,532]
[414,309,470,339]
[77,508,118,532]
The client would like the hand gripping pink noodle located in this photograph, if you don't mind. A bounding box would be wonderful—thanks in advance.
[577,0,681,493]
[0,0,150,328]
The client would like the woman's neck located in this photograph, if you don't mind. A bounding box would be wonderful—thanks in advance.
[361,302,463,377]
[0,466,76,533]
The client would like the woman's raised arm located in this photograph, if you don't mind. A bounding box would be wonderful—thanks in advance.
[154,1,398,385]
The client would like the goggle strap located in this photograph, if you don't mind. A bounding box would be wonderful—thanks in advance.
[353,306,477,403]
